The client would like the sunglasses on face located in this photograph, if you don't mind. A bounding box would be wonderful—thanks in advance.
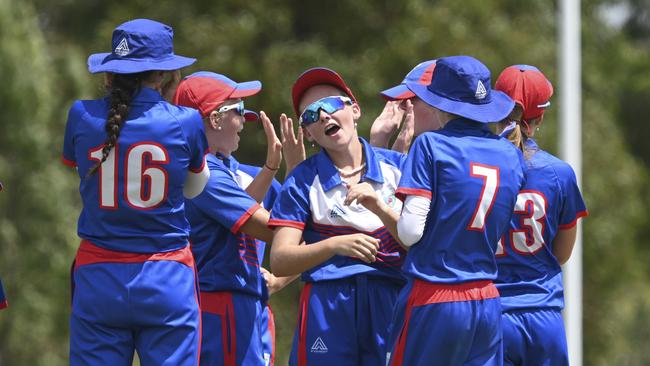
[217,100,245,116]
[299,96,353,126]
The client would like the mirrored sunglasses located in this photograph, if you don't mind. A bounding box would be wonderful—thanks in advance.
[299,96,352,125]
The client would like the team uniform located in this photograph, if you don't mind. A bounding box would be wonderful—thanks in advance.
[387,119,526,366]
[62,87,209,365]
[186,154,279,366]
[269,138,407,366]
[236,163,282,366]
[0,278,7,310]
[495,139,588,366]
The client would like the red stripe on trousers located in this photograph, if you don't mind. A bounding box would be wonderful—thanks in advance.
[200,291,237,366]
[267,305,276,366]
[298,283,312,366]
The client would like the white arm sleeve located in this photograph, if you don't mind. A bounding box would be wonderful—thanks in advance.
[397,195,432,247]
[183,163,210,199]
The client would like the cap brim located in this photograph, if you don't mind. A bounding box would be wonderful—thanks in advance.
[231,81,262,98]
[244,109,259,121]
[292,68,357,117]
[88,53,196,74]
[380,84,416,101]
[408,84,515,123]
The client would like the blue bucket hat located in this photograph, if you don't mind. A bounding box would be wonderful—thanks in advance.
[88,19,196,74]
[406,55,514,123]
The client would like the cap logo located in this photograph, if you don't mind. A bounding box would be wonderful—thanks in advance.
[475,80,487,100]
[114,38,130,57]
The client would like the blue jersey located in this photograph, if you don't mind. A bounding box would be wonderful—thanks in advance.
[62,87,209,253]
[495,139,588,312]
[187,154,279,297]
[397,119,526,284]
[234,161,281,268]
[269,138,407,283]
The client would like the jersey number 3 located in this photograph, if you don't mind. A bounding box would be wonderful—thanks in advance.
[467,163,500,231]
[496,190,547,256]
[89,143,169,210]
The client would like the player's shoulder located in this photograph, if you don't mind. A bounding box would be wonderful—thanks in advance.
[68,98,108,119]
[237,163,262,178]
[206,154,233,176]
[285,154,319,186]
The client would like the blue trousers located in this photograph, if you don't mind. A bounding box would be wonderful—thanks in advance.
[289,275,403,366]
[502,309,568,366]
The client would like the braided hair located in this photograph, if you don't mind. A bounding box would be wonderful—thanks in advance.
[87,72,150,177]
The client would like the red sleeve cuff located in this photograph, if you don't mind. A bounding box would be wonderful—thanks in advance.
[268,219,305,230]
[230,203,261,234]
[395,187,432,201]
[61,155,77,167]
[189,151,209,173]
[0,300,7,310]
[558,210,589,230]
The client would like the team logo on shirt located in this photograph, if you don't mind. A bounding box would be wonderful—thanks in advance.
[329,204,346,219]
[382,188,397,208]
[475,80,487,100]
[114,38,130,56]
[311,337,328,353]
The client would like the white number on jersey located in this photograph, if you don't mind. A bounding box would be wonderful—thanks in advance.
[89,143,169,209]
[495,190,548,256]
[467,163,500,231]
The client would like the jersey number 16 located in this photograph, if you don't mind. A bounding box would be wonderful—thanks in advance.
[89,142,169,210]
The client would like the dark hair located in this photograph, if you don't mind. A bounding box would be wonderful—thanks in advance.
[86,72,151,177]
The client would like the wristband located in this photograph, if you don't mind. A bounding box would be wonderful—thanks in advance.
[265,163,280,171]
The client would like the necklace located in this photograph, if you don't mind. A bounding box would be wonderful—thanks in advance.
[336,162,366,176]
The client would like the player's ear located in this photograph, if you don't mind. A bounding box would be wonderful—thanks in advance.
[208,111,220,131]
[351,102,361,121]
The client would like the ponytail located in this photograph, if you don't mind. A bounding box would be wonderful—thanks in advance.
[87,72,150,177]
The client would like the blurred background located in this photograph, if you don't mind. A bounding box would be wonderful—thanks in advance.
[0,0,649,364]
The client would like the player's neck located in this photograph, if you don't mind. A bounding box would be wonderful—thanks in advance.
[327,138,364,172]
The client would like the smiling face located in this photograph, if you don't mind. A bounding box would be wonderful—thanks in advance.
[298,85,361,153]
[205,98,245,157]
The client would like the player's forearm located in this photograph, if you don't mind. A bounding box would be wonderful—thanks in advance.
[239,208,274,242]
[270,237,337,277]
[245,166,278,203]
[371,203,404,248]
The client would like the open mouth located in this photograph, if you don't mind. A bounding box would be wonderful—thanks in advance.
[324,124,341,136]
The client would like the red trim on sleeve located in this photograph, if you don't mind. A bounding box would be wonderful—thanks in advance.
[0,300,7,310]
[395,187,432,201]
[74,240,195,269]
[61,155,77,167]
[558,210,589,230]
[231,203,261,234]
[267,219,306,231]
[189,151,209,173]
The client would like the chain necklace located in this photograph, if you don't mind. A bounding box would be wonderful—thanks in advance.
[336,162,366,176]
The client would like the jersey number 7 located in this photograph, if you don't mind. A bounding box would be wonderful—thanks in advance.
[467,163,500,231]
[89,142,169,210]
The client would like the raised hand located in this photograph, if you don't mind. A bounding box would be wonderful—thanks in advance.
[161,70,181,103]
[370,101,405,148]
[391,99,415,154]
[260,111,283,171]
[280,113,306,175]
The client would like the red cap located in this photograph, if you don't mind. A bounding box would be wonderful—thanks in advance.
[495,65,553,121]
[291,68,358,117]
[173,71,261,120]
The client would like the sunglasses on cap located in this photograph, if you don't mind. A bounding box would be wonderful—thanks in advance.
[299,96,353,126]
[217,100,246,116]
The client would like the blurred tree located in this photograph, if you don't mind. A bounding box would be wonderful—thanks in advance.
[0,0,648,365]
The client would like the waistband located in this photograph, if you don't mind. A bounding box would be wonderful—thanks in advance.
[74,240,194,270]
[410,279,499,306]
